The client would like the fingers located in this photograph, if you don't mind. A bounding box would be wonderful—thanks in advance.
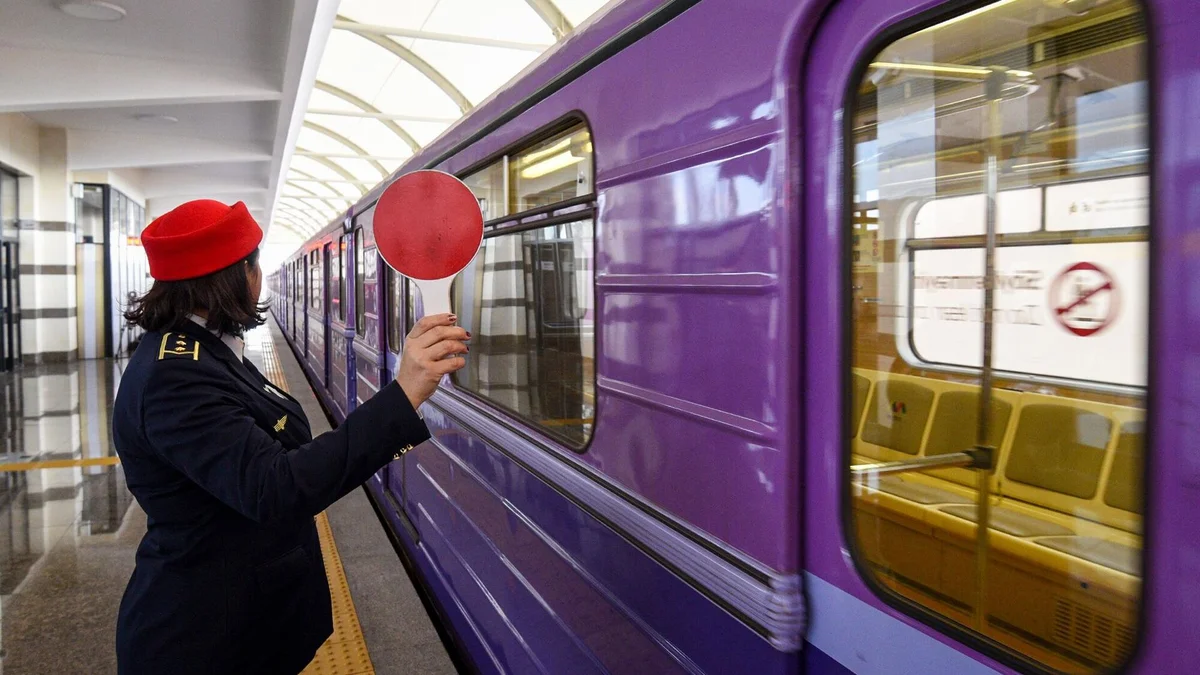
[407,313,457,341]
[429,339,468,360]
[413,324,470,350]
[433,356,467,375]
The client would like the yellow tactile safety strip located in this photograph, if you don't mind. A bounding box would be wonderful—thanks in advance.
[304,513,375,675]
[256,333,376,675]
[0,456,122,472]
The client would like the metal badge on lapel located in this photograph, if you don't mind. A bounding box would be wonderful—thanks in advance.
[274,415,287,433]
[158,333,200,361]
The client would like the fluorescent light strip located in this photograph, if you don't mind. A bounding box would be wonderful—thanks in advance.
[869,61,1033,79]
[520,152,584,179]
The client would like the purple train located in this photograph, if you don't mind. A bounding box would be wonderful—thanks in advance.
[267,0,1198,672]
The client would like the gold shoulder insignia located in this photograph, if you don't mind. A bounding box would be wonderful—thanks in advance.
[158,333,200,361]
[273,415,287,433]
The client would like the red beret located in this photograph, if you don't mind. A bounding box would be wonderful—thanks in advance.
[142,200,263,281]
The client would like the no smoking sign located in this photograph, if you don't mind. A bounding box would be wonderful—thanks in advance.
[1049,262,1119,337]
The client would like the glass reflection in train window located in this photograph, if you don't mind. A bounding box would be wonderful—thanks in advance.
[355,230,367,334]
[451,219,595,447]
[386,267,402,352]
[463,161,508,221]
[510,125,593,214]
[310,252,321,311]
[846,0,1147,673]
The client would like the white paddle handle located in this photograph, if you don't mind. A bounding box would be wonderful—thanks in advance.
[414,275,454,319]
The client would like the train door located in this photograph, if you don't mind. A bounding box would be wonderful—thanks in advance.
[801,0,1159,672]
[378,267,417,538]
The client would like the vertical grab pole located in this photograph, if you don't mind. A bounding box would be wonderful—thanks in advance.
[974,67,1006,632]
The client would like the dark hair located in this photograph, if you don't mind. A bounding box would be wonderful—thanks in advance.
[124,248,267,336]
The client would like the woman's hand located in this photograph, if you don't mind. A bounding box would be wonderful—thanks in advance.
[396,313,469,410]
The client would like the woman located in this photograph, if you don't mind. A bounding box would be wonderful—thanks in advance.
[111,199,468,674]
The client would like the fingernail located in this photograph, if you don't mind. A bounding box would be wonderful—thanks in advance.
[448,314,457,321]
[466,331,472,338]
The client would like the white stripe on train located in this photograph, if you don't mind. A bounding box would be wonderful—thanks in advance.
[805,573,1002,675]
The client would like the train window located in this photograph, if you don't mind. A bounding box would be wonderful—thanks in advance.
[310,251,321,311]
[386,267,402,352]
[355,229,367,334]
[405,279,415,334]
[463,161,508,221]
[510,124,592,214]
[846,0,1147,672]
[332,237,345,323]
[451,218,595,447]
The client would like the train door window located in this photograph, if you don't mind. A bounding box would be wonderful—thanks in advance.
[452,123,596,447]
[341,234,350,323]
[355,229,367,334]
[331,237,343,322]
[846,1,1147,672]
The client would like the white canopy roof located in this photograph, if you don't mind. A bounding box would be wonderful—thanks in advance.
[269,0,612,249]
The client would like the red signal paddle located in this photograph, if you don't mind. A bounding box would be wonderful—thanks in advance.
[374,170,484,320]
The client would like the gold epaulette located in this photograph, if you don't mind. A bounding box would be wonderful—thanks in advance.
[158,332,201,361]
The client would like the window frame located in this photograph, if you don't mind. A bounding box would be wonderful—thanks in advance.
[443,115,599,452]
[837,2,1154,673]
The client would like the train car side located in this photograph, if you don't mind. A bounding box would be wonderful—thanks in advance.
[268,0,1198,673]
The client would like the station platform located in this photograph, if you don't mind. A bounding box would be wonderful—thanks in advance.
[0,321,458,675]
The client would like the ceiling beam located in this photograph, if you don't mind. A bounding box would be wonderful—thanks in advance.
[302,120,389,178]
[67,130,271,170]
[312,81,422,153]
[306,108,456,124]
[337,15,473,114]
[283,180,346,214]
[288,177,374,187]
[272,221,312,238]
[293,150,409,162]
[0,45,281,114]
[275,203,329,231]
[287,169,358,199]
[274,220,318,239]
[331,21,551,52]
[283,191,354,203]
[291,146,368,193]
[523,0,574,40]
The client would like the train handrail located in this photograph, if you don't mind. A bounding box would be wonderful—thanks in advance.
[850,448,991,479]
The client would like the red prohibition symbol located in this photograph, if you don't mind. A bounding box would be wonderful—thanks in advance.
[1049,261,1119,337]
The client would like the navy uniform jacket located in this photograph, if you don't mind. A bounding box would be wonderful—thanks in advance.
[111,321,428,675]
